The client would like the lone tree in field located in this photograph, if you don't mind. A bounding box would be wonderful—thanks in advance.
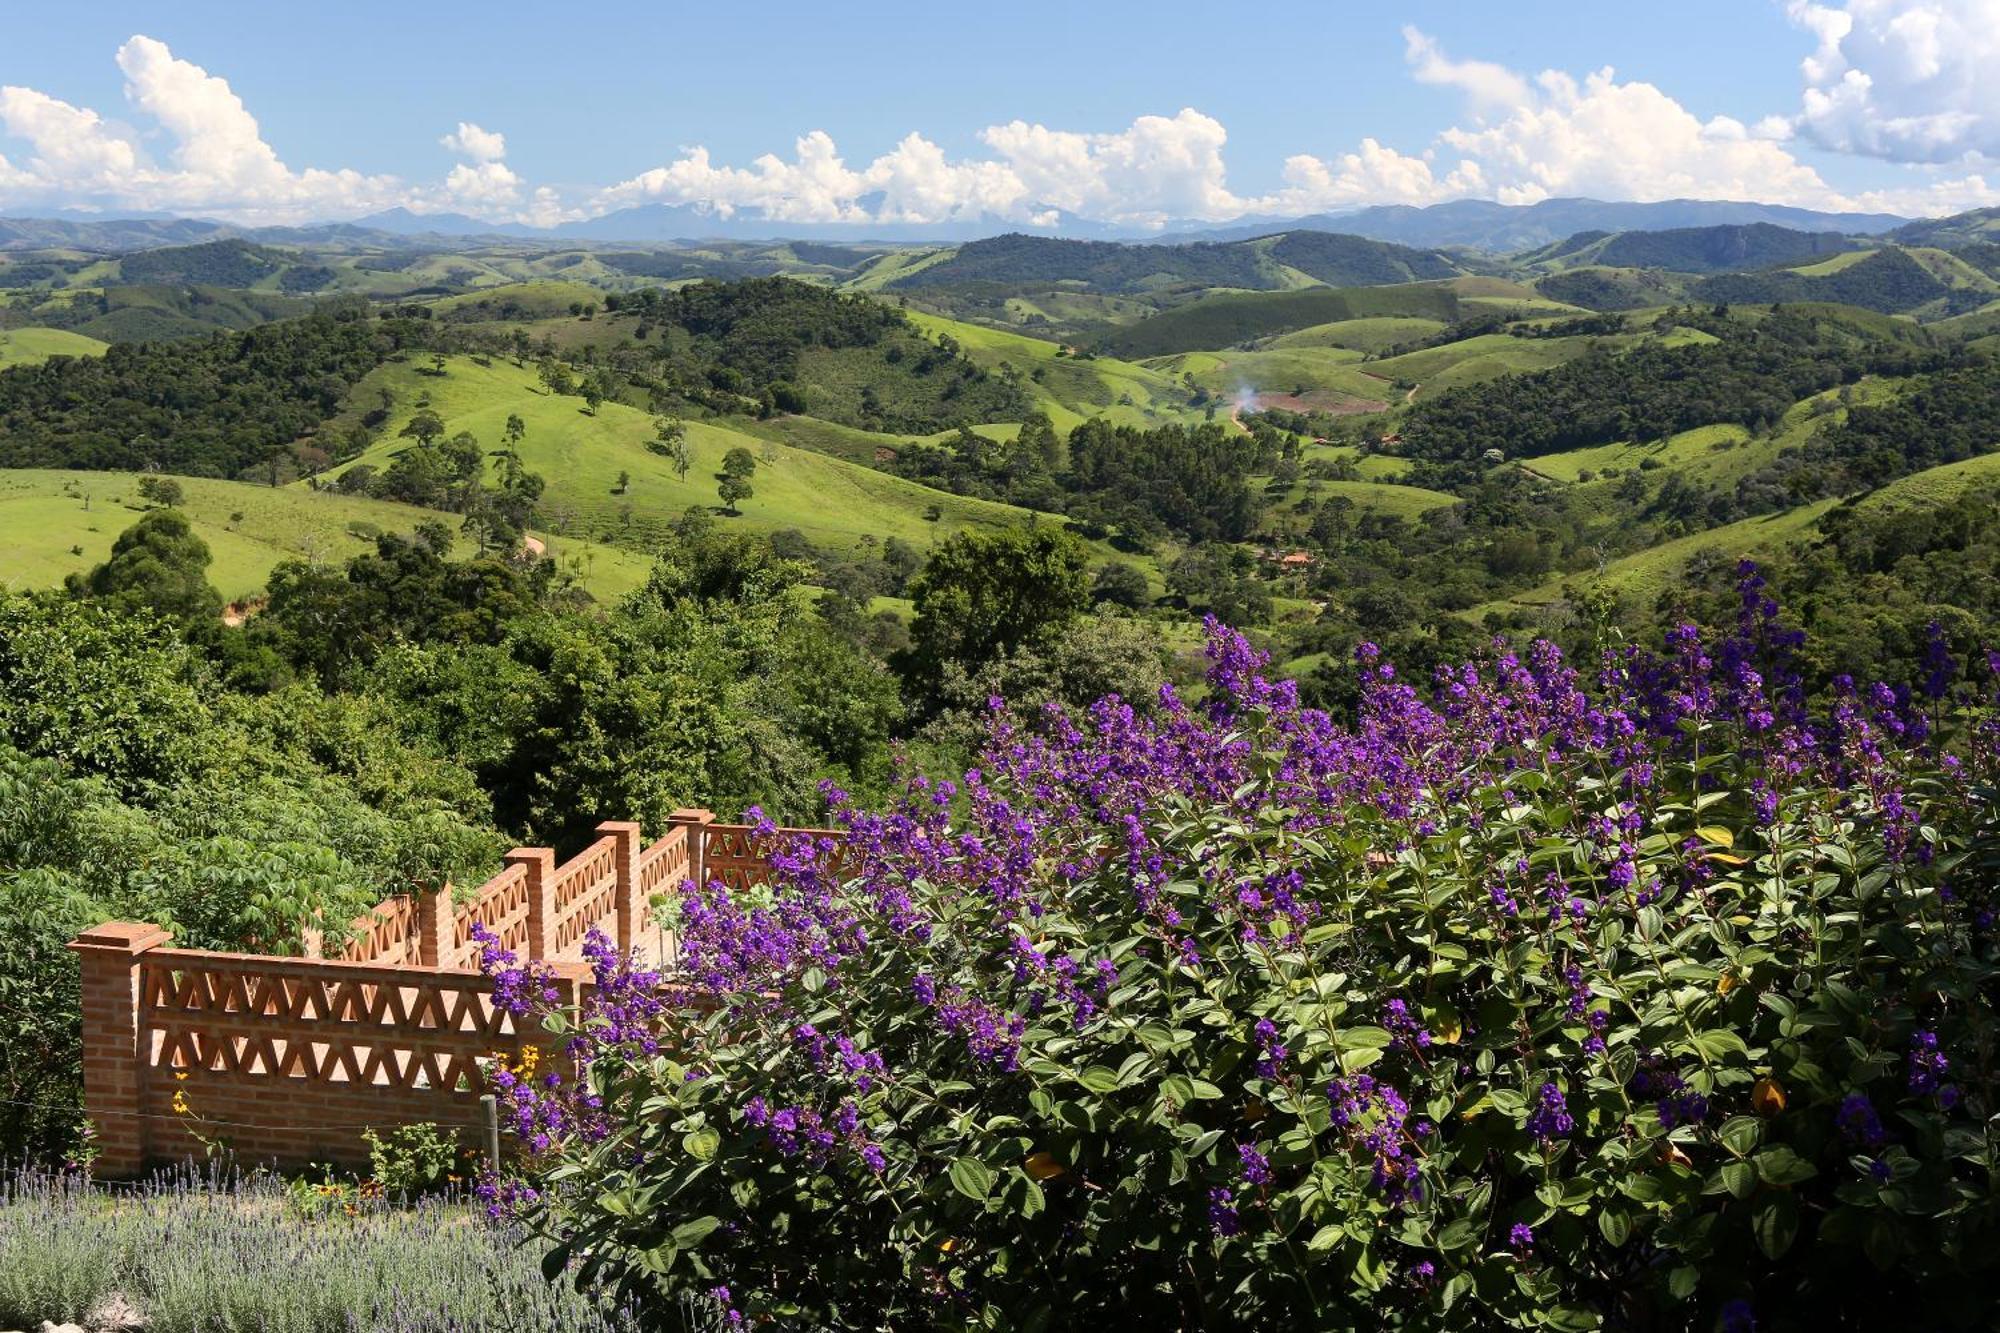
[721,446,757,482]
[67,507,222,625]
[650,415,690,481]
[136,475,184,508]
[504,413,526,449]
[399,409,446,448]
[717,473,753,515]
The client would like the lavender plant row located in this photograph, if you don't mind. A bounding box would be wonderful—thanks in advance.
[483,567,2000,1330]
[0,1164,656,1333]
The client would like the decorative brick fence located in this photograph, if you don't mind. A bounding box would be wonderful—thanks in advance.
[70,809,841,1176]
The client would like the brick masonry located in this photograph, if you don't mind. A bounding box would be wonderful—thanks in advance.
[69,811,845,1176]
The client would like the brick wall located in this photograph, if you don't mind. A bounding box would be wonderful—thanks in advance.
[70,811,845,1176]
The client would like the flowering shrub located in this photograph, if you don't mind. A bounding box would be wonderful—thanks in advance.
[485,572,2000,1330]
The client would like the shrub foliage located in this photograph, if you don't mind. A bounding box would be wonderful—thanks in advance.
[494,570,1996,1328]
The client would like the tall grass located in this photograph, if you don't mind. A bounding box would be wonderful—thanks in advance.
[0,1165,660,1333]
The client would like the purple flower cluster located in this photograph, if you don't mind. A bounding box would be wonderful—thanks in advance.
[1526,1082,1574,1144]
[1382,999,1432,1053]
[1252,1017,1289,1078]
[1907,1029,1951,1099]
[1327,1074,1422,1206]
[1837,1093,1887,1149]
[1633,1061,1709,1130]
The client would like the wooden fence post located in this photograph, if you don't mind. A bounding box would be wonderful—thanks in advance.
[505,847,557,962]
[68,922,172,1178]
[597,821,643,956]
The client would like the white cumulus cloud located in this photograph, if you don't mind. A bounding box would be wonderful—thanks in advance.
[0,37,564,225]
[597,109,1248,228]
[1269,32,1857,214]
[1786,1,2000,162]
[440,121,507,163]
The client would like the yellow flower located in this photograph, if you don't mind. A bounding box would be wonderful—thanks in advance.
[1024,1151,1068,1182]
[1751,1078,1787,1117]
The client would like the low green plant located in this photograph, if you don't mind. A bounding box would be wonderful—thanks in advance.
[362,1122,475,1198]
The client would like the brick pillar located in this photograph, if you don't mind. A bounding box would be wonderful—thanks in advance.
[69,922,173,1178]
[669,808,716,889]
[596,821,643,956]
[506,847,557,962]
[416,885,452,968]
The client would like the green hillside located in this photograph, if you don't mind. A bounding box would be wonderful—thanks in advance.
[889,230,1463,295]
[902,310,1195,431]
[319,355,1053,554]
[0,327,108,368]
[0,468,655,603]
[1093,284,1465,358]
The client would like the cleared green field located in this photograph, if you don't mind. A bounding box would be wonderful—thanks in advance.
[0,327,110,368]
[904,310,1195,431]
[1530,423,1754,484]
[0,468,654,603]
[1263,476,1457,521]
[1370,333,1604,396]
[1846,449,2000,510]
[1531,378,1907,488]
[1492,501,1842,615]
[1267,317,1448,354]
[1789,250,1877,277]
[319,355,1053,555]
[1148,348,1394,411]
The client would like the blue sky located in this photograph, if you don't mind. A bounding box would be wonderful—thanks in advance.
[3,1,1998,226]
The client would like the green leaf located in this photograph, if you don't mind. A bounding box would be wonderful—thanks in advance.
[1692,1029,1749,1062]
[1719,1160,1757,1200]
[1666,1266,1700,1300]
[670,1216,721,1248]
[1436,1218,1481,1251]
[1597,1206,1632,1247]
[949,1157,996,1201]
[1076,1065,1123,1094]
[1338,1025,1395,1049]
[1544,1305,1604,1331]
[1752,1193,1798,1259]
[1754,1145,1818,1187]
[681,1127,720,1161]
[1717,1116,1762,1156]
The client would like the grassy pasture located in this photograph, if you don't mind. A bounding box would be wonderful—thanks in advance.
[319,355,1056,556]
[0,468,655,603]
[0,327,109,368]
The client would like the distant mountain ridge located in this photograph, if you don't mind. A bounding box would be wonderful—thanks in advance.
[2,196,1917,255]
[890,231,1465,294]
[1170,198,1909,251]
[1520,222,1863,274]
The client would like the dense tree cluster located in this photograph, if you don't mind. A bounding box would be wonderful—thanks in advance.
[1399,310,1944,463]
[0,307,430,475]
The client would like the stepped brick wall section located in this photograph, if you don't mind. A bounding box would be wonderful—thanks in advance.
[70,810,845,1176]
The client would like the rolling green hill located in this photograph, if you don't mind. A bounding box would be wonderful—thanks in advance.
[890,231,1465,297]
[1091,284,1466,358]
[319,354,1055,555]
[902,310,1196,431]
[0,468,655,603]
[1521,223,1859,275]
